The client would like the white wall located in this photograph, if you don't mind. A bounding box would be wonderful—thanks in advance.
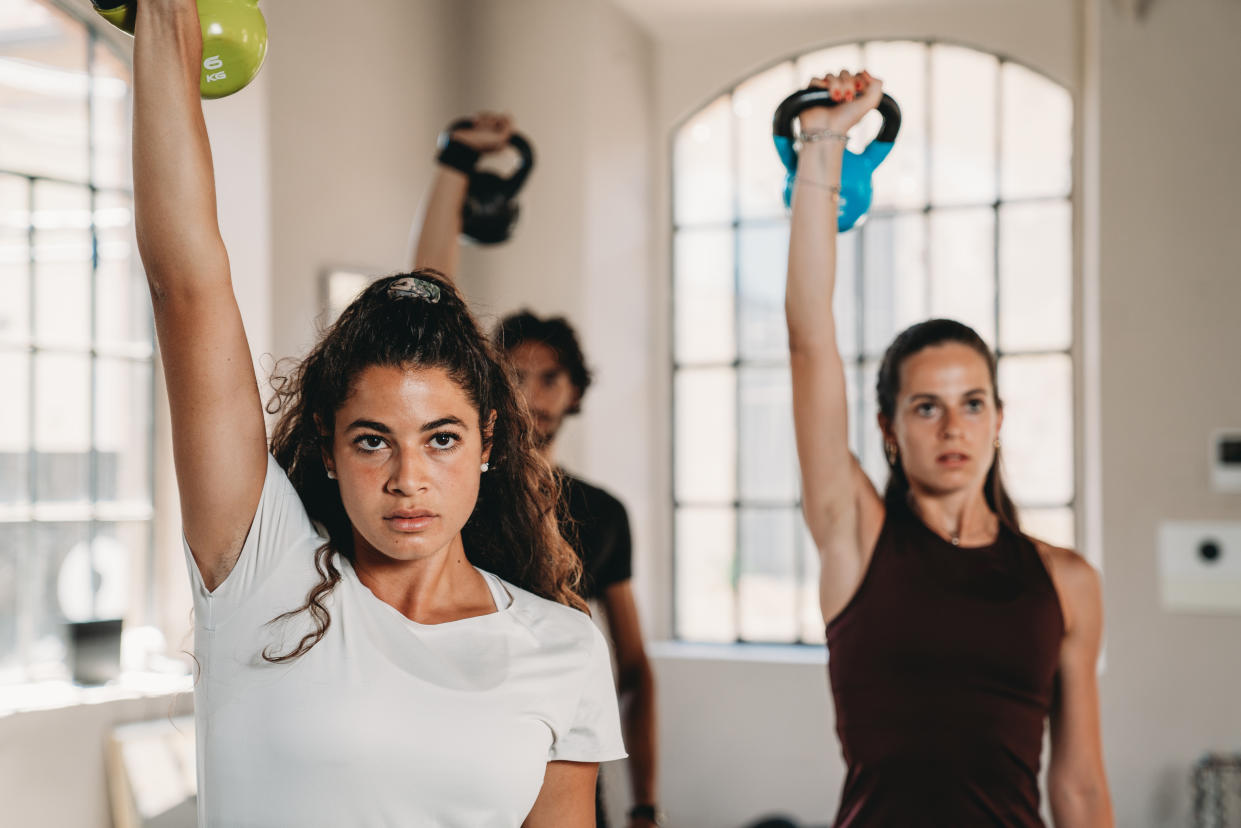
[649,648,838,824]
[1094,0,1241,824]
[453,0,591,325]
[0,691,194,828]
[264,0,462,361]
[579,0,660,640]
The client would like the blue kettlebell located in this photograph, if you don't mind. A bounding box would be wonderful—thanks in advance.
[772,89,901,231]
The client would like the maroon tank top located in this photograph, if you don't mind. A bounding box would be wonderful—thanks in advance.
[825,501,1065,827]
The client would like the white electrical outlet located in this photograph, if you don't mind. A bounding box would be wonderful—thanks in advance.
[1158,521,1241,614]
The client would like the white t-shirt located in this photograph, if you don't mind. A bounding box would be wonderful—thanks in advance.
[184,454,626,827]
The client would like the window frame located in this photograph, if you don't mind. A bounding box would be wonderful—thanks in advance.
[0,0,153,683]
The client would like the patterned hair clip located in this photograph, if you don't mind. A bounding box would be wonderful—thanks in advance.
[387,276,442,304]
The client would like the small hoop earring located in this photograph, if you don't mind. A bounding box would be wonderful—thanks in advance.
[994,439,1001,450]
[480,462,490,473]
[884,442,898,465]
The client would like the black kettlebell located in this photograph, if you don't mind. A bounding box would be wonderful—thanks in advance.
[444,119,535,245]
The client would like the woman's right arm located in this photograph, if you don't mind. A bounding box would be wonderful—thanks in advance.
[134,0,267,591]
[786,72,885,621]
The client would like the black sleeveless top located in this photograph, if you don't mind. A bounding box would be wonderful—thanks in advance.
[825,501,1065,827]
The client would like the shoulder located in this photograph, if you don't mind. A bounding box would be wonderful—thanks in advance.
[497,575,601,649]
[561,472,627,517]
[261,453,309,513]
[1033,540,1100,594]
[1031,539,1103,637]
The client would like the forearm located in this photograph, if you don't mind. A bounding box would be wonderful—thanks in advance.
[132,0,227,290]
[1050,782,1114,828]
[411,166,468,279]
[523,761,596,828]
[785,141,845,349]
[618,665,658,806]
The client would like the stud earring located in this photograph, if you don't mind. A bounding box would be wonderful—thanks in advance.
[480,462,490,473]
[326,468,337,480]
[994,438,1001,450]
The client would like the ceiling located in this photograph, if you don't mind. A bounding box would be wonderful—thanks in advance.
[608,0,1020,36]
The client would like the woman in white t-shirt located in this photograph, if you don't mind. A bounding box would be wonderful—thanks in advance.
[131,3,625,826]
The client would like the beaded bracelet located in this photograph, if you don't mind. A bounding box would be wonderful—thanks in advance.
[794,177,841,201]
[796,127,848,144]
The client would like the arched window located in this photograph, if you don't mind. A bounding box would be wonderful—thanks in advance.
[0,0,151,682]
[672,41,1074,645]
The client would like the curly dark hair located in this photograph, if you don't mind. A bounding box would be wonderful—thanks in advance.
[876,318,1021,535]
[263,271,586,662]
[493,311,593,414]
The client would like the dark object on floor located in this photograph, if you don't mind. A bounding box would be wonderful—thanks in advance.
[745,817,799,828]
[69,618,123,685]
[1193,753,1241,828]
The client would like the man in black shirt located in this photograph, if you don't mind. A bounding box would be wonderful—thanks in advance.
[496,314,635,600]
[495,311,660,828]
[410,113,661,828]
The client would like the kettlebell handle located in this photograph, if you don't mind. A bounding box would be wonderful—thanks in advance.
[90,0,136,32]
[444,119,536,197]
[773,90,901,150]
[89,0,264,32]
[504,133,535,196]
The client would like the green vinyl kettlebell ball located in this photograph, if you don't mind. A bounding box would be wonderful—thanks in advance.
[91,0,267,100]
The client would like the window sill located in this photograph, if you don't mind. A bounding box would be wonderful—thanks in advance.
[647,640,827,666]
[0,671,193,719]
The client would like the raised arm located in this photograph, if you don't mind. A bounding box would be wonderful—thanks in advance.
[133,0,267,591]
[785,71,885,622]
[410,113,515,278]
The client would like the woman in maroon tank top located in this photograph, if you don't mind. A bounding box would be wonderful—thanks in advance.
[785,70,1113,827]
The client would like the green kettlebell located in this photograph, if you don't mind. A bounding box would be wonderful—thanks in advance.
[91,0,267,99]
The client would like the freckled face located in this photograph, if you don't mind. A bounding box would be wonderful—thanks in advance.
[886,343,1003,496]
[327,365,490,562]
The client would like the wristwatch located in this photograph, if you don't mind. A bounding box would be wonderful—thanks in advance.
[628,804,666,825]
